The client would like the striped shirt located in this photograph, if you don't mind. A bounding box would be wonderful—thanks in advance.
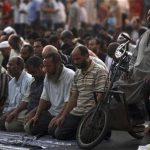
[0,66,11,106]
[71,60,108,116]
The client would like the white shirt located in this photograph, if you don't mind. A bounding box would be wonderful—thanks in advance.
[80,7,88,24]
[13,5,20,24]
[51,1,66,24]
[9,49,19,60]
[3,71,32,113]
[41,66,74,116]
[105,55,113,71]
[19,2,29,24]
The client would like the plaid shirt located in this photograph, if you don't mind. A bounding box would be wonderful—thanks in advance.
[0,66,11,106]
[71,60,108,116]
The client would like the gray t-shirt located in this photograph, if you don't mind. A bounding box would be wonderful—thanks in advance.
[68,2,81,30]
[41,66,74,116]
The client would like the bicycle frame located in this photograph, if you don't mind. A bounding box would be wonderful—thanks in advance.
[95,40,129,104]
[92,39,136,129]
[77,39,144,150]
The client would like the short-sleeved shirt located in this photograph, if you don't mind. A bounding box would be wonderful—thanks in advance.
[22,76,44,112]
[28,0,40,23]
[70,60,108,116]
[41,66,75,116]
[0,66,11,103]
[3,71,32,113]
[68,2,81,30]
[40,0,54,21]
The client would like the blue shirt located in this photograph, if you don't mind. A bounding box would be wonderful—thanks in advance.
[28,0,41,23]
[3,71,32,113]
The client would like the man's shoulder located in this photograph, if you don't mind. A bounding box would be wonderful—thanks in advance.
[0,66,7,74]
[63,66,75,75]
[9,77,15,84]
[91,60,107,71]
[146,29,150,33]
[91,57,108,71]
[9,72,32,85]
[61,66,75,81]
[0,69,10,79]
[141,29,150,38]
[22,72,33,83]
[24,71,32,78]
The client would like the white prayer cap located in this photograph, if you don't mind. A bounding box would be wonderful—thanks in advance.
[0,41,10,49]
[3,26,16,35]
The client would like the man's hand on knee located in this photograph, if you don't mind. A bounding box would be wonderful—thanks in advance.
[28,115,39,127]
[6,111,18,123]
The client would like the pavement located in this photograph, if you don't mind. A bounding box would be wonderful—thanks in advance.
[93,131,141,150]
[44,131,142,150]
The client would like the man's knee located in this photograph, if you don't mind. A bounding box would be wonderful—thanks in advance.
[54,127,66,140]
[5,121,24,132]
[24,120,49,135]
[0,122,6,131]
[54,127,76,140]
[24,122,36,135]
[48,126,56,138]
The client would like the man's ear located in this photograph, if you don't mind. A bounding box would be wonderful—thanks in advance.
[85,53,89,58]
[40,64,44,70]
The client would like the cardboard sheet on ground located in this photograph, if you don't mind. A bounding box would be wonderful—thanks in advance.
[0,131,77,149]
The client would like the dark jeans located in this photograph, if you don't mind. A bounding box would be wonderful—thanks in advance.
[24,111,54,135]
[0,112,11,131]
[51,114,83,140]
[142,80,150,118]
[0,117,6,131]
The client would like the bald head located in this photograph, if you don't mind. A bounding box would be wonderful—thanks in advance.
[42,45,58,59]
[71,45,90,69]
[8,34,21,47]
[72,45,89,57]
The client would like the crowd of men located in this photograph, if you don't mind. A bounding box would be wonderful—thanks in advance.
[0,26,109,140]
[0,1,150,147]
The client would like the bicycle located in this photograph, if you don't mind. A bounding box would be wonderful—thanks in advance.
[76,36,145,150]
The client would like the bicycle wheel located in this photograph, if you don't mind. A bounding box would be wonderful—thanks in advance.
[76,107,109,150]
[128,124,145,139]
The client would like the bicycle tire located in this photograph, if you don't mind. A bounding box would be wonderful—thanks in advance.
[128,124,145,139]
[76,107,109,150]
